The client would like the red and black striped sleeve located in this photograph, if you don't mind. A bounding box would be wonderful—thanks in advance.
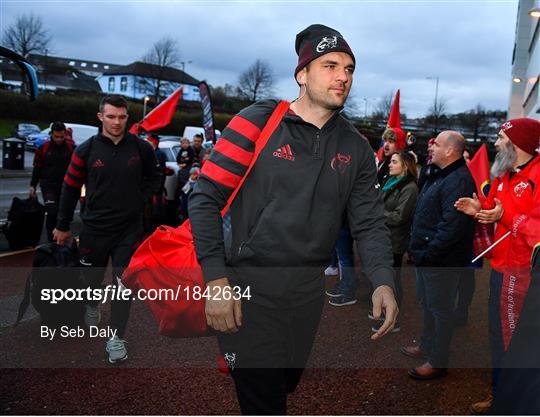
[188,99,277,282]
[56,142,89,231]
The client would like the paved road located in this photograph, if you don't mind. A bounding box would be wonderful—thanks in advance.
[0,249,493,415]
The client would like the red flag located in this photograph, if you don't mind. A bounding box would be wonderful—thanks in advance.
[129,87,183,135]
[468,144,491,200]
[467,144,494,257]
[387,89,401,130]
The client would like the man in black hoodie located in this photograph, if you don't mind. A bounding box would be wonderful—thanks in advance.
[29,121,74,241]
[189,24,397,415]
[53,95,162,364]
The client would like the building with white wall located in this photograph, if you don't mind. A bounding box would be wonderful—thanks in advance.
[508,0,540,119]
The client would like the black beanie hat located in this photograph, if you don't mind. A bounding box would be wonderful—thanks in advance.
[294,24,355,77]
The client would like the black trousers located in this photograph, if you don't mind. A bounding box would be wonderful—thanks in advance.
[41,185,62,242]
[218,294,325,415]
[78,224,143,337]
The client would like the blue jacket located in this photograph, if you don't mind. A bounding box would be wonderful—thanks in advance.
[409,157,476,267]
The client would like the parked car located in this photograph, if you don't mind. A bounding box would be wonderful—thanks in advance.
[26,123,98,149]
[182,126,220,148]
[158,139,182,204]
[11,123,41,141]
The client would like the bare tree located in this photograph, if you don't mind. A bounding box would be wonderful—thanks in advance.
[142,36,181,101]
[456,104,489,140]
[371,91,395,122]
[425,97,448,133]
[237,59,274,102]
[2,13,52,57]
[343,91,360,119]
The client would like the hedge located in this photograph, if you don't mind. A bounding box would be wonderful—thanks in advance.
[0,91,234,136]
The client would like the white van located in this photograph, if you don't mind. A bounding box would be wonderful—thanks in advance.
[182,126,221,145]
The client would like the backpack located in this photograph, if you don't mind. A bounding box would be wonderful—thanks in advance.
[3,197,45,250]
[15,240,85,327]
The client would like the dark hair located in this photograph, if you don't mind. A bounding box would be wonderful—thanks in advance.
[99,95,128,112]
[193,134,203,141]
[50,121,66,132]
[392,151,418,180]
[463,146,475,157]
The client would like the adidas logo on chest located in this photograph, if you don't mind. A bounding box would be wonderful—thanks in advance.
[273,144,295,161]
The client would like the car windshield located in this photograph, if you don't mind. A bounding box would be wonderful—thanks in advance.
[20,124,39,130]
[161,145,181,162]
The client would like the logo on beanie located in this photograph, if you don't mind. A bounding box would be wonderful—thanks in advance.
[316,36,338,52]
[501,121,513,131]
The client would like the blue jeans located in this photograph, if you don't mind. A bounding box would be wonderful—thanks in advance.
[336,228,358,298]
[416,267,460,368]
[489,270,504,396]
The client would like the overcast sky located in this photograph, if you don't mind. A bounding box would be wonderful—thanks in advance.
[1,0,519,117]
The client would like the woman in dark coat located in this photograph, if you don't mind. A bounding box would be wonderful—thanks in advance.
[374,151,418,332]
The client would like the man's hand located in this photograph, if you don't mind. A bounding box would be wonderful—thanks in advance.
[454,193,481,216]
[29,186,36,198]
[53,228,72,245]
[205,277,242,333]
[371,285,398,340]
[475,198,504,224]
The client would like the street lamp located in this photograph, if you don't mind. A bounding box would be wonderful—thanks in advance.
[426,76,439,110]
[143,96,150,118]
[362,97,375,119]
[512,77,522,83]
[529,7,540,17]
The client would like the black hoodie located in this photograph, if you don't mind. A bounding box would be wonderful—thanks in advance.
[189,100,394,307]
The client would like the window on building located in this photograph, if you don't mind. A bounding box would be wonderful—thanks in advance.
[81,62,87,67]
[69,61,75,66]
[120,76,128,92]
[93,64,98,68]
[108,77,115,92]
[104,65,109,69]
[138,79,148,93]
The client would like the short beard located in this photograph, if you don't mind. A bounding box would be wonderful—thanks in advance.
[491,142,517,178]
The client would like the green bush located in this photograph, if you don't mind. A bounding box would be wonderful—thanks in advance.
[0,91,236,136]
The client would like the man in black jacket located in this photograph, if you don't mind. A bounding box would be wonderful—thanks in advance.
[53,95,162,364]
[189,24,397,415]
[403,131,475,380]
[29,121,74,241]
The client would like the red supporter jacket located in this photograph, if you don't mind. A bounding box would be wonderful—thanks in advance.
[483,154,540,272]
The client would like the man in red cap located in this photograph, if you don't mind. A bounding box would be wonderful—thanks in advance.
[455,117,540,414]
[189,23,398,414]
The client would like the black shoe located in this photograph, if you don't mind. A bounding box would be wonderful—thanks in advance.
[372,321,400,333]
[329,295,357,307]
[325,287,344,297]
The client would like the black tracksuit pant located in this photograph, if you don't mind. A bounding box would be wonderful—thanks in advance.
[78,223,143,338]
[218,293,325,415]
[41,184,62,242]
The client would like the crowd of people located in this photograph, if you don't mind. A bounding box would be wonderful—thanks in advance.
[21,22,539,416]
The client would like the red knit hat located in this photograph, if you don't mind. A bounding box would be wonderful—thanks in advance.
[386,90,406,151]
[500,118,540,155]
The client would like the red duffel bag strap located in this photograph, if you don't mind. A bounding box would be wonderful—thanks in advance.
[220,100,290,217]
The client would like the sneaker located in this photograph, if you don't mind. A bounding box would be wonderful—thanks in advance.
[106,336,128,364]
[325,287,343,297]
[324,265,339,276]
[368,312,386,321]
[371,321,400,333]
[329,295,357,307]
[84,304,101,327]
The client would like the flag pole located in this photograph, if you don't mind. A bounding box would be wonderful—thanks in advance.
[472,230,511,263]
